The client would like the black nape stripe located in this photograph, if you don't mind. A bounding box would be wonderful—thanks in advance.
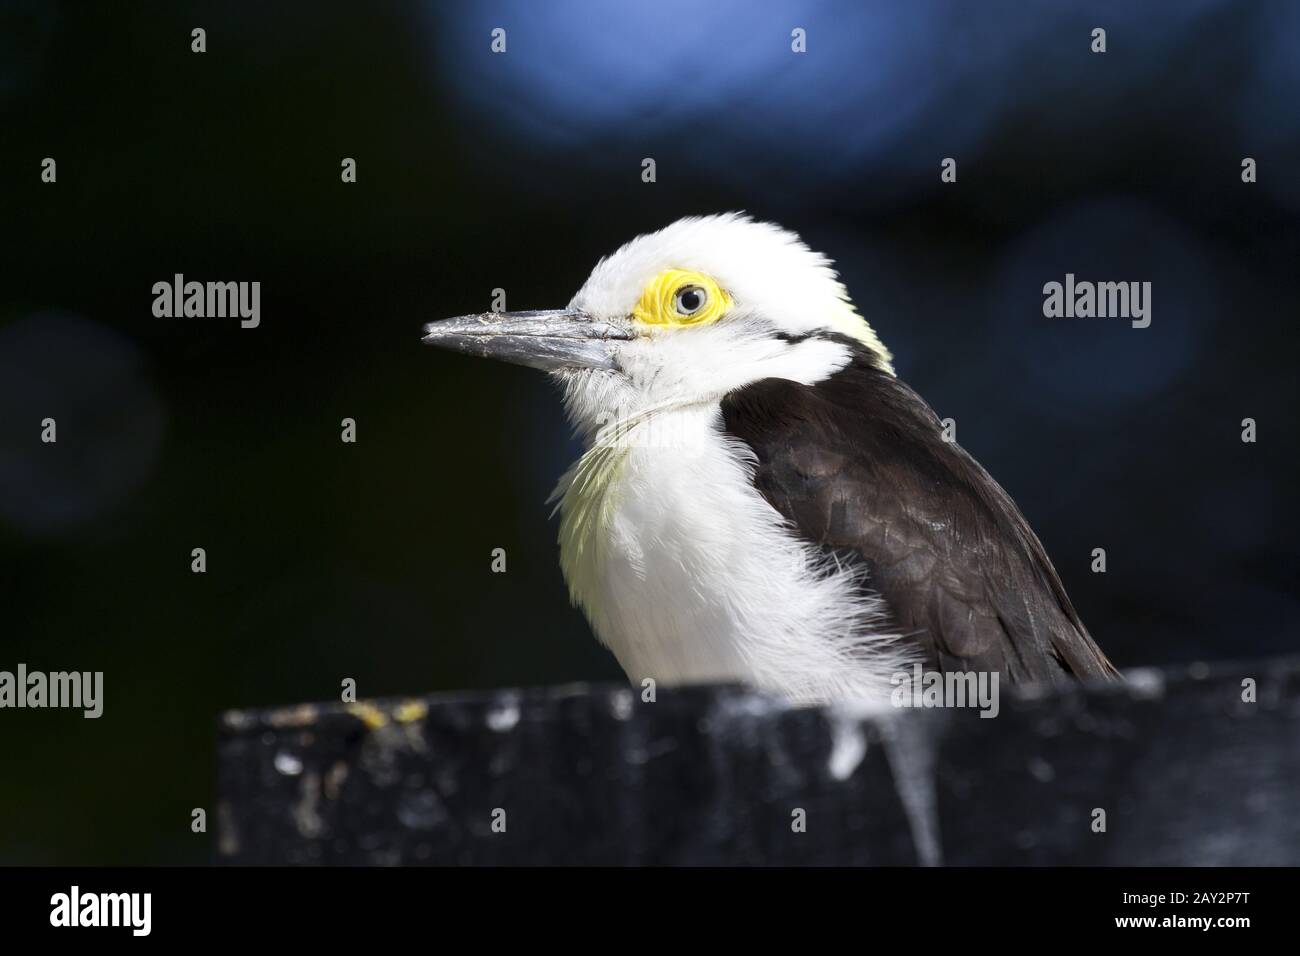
[770,328,890,370]
[771,330,817,344]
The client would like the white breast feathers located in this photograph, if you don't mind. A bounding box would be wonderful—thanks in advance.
[553,402,915,706]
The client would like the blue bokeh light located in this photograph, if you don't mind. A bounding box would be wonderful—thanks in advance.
[423,0,1248,200]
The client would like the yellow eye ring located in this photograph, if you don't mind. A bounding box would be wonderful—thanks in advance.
[632,269,733,327]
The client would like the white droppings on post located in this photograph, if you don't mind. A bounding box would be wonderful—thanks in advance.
[274,751,304,776]
[827,711,867,781]
[486,700,520,732]
[1124,667,1166,700]
[1028,757,1055,782]
[610,688,634,721]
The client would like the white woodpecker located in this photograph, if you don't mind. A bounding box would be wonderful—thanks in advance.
[423,214,1117,706]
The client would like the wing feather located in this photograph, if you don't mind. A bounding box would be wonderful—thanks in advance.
[719,347,1118,684]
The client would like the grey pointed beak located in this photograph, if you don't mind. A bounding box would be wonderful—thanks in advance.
[421,309,633,372]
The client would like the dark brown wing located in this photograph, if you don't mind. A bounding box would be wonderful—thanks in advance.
[719,347,1118,684]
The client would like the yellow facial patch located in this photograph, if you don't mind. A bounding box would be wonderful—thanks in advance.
[631,269,733,328]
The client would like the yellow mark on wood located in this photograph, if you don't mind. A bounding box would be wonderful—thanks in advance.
[345,702,388,730]
[394,700,428,723]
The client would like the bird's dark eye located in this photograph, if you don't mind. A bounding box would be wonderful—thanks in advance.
[674,285,707,316]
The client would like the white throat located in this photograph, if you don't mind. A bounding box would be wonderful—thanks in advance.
[551,352,915,706]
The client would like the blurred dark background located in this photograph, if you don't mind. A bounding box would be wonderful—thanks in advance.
[0,1,1296,864]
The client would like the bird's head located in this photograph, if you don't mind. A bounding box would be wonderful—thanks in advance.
[423,213,893,438]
